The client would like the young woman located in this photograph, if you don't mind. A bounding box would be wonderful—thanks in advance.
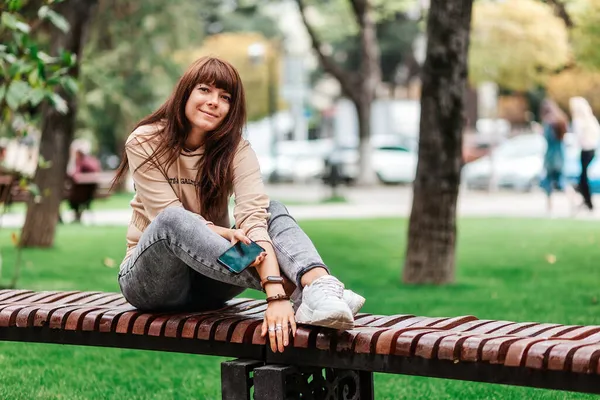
[112,57,365,353]
[539,99,575,213]
[569,97,599,211]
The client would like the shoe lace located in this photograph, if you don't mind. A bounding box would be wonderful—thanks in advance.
[315,277,343,298]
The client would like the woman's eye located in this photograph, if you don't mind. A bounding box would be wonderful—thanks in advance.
[222,95,231,102]
[199,87,209,92]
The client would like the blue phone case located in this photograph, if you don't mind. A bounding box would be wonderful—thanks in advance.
[217,240,265,274]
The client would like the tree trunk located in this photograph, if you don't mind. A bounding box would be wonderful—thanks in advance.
[403,0,474,284]
[355,99,377,185]
[295,0,381,186]
[20,0,98,248]
[353,0,380,186]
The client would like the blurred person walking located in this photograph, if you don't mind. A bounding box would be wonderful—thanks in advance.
[570,97,600,212]
[539,99,576,214]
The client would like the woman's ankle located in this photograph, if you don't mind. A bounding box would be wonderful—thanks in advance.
[300,267,328,288]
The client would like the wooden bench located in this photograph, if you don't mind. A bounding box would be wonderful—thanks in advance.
[0,289,598,399]
[0,171,114,209]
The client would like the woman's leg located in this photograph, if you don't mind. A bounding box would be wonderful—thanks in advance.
[266,200,329,289]
[580,150,595,210]
[118,207,261,310]
[266,201,364,325]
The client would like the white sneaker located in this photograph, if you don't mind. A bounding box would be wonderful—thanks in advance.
[344,290,366,315]
[294,275,354,330]
[292,288,365,316]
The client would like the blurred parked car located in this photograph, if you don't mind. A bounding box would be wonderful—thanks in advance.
[462,134,546,191]
[462,133,588,192]
[323,143,417,185]
[257,139,333,183]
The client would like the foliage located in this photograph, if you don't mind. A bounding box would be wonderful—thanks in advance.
[0,0,77,136]
[0,218,599,398]
[571,0,600,70]
[300,0,419,85]
[76,0,208,157]
[469,0,570,91]
[547,67,600,115]
[0,0,79,287]
[179,32,283,121]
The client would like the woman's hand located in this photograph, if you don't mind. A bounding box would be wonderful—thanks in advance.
[228,228,250,245]
[228,229,267,266]
[261,300,297,353]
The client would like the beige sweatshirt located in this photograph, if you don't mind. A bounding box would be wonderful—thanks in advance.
[122,124,271,262]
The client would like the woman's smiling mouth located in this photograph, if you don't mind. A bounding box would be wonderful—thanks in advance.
[200,110,218,118]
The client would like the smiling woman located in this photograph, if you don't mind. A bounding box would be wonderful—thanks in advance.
[109,56,365,354]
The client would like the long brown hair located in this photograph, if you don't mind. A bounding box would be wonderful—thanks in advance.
[540,99,568,140]
[112,57,247,221]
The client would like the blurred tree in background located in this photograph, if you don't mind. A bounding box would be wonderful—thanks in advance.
[469,0,570,92]
[403,0,473,284]
[571,0,600,70]
[548,68,600,115]
[304,0,419,90]
[19,0,98,247]
[179,32,283,122]
[76,0,206,161]
[77,0,282,160]
[0,0,77,139]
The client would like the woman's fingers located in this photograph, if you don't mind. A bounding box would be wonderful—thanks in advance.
[261,318,268,337]
[231,229,251,245]
[252,252,267,267]
[276,321,285,352]
[268,321,277,352]
[281,320,290,347]
[289,316,297,338]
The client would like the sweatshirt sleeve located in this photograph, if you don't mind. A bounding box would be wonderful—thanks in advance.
[126,132,212,225]
[232,140,272,244]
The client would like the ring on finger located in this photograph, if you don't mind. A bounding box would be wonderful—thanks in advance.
[268,326,276,332]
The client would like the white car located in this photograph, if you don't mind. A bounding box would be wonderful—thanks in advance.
[462,134,547,191]
[324,144,418,185]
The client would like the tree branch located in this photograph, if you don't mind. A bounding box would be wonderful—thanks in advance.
[294,0,359,101]
[545,0,574,28]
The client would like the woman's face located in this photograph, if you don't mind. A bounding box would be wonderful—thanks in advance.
[184,83,232,134]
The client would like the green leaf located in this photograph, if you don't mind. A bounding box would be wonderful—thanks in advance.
[44,9,70,33]
[37,155,52,169]
[0,12,30,33]
[37,51,57,64]
[26,183,40,197]
[61,76,78,95]
[27,66,40,86]
[37,5,50,19]
[5,80,30,109]
[48,92,68,114]
[28,87,45,107]
[7,0,23,12]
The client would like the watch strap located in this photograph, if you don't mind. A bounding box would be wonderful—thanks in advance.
[260,275,284,288]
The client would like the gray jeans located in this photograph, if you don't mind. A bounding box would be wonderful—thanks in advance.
[118,201,328,311]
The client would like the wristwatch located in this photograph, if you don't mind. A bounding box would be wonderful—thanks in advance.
[261,275,284,289]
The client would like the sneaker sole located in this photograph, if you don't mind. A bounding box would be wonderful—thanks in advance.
[295,306,354,331]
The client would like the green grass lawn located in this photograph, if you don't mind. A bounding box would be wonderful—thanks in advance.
[0,218,598,399]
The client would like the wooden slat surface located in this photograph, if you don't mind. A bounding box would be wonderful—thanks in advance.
[0,289,599,377]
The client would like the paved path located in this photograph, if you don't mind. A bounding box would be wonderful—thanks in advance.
[0,185,597,228]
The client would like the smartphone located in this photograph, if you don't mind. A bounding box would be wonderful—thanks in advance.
[217,240,265,274]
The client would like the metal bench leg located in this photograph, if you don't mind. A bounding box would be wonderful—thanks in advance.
[221,358,263,400]
[254,364,374,400]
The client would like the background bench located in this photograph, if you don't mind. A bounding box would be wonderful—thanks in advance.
[0,289,598,399]
[0,171,115,209]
